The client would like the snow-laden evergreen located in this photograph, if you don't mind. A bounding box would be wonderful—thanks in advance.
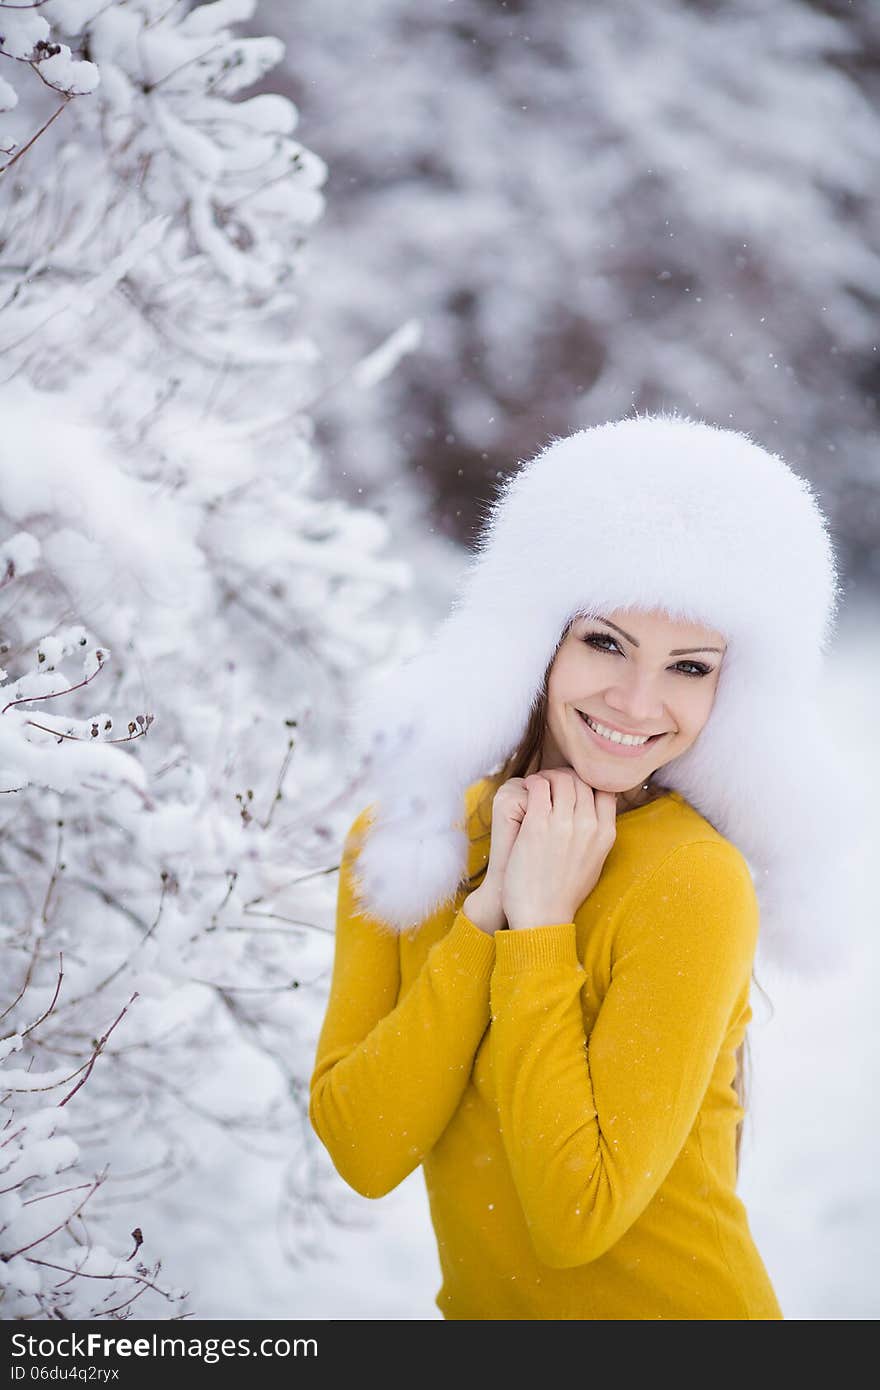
[1,0,416,1318]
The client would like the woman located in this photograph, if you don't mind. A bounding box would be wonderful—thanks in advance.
[309,412,856,1320]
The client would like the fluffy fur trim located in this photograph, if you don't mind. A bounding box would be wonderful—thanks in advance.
[345,411,866,977]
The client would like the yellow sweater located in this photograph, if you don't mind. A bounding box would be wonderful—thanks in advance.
[309,780,783,1320]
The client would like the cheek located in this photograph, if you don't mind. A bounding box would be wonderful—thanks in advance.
[547,666,578,709]
[549,649,600,701]
[678,684,718,737]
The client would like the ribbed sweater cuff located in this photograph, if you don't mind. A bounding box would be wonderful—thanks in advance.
[444,909,497,982]
[493,921,582,973]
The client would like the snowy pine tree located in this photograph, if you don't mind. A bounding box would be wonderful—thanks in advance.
[1,0,416,1317]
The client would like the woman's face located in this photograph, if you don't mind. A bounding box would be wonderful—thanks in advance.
[540,606,727,796]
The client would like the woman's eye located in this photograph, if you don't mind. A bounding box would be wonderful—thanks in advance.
[582,631,712,678]
[585,632,620,654]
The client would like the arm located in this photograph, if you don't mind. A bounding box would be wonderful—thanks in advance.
[489,840,758,1268]
[309,807,497,1199]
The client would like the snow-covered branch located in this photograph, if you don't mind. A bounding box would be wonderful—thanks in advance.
[0,0,419,1319]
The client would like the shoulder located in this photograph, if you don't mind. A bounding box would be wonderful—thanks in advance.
[641,836,757,906]
[620,791,754,891]
[460,774,504,879]
[613,796,759,964]
[615,833,760,977]
[463,774,500,832]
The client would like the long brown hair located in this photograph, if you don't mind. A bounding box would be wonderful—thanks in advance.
[460,618,768,1184]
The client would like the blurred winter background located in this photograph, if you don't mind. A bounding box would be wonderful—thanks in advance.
[0,0,877,1321]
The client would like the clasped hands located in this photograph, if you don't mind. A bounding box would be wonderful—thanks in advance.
[463,769,618,936]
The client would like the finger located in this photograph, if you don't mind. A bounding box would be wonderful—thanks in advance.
[594,789,619,838]
[537,768,577,814]
[498,784,529,823]
[573,774,597,818]
[523,773,551,814]
[564,767,594,805]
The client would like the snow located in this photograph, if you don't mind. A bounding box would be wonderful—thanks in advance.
[0,1034,24,1063]
[262,0,880,579]
[1,0,876,1324]
[0,76,19,112]
[0,531,41,578]
[36,48,100,96]
[151,98,225,179]
[180,0,258,39]
[352,320,424,392]
[0,11,52,59]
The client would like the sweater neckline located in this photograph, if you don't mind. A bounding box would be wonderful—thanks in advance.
[616,789,684,820]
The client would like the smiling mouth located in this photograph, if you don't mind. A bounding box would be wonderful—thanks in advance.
[578,710,668,749]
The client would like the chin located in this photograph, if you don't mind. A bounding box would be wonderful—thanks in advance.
[595,774,638,793]
[569,758,626,792]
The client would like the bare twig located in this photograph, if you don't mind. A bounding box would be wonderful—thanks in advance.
[0,99,70,179]
[52,877,168,1012]
[23,715,153,745]
[209,869,238,929]
[41,821,64,926]
[24,1254,175,1303]
[258,734,296,831]
[243,862,340,907]
[0,932,44,1023]
[23,1180,104,1207]
[1,652,106,714]
[3,1168,107,1260]
[58,993,139,1107]
[20,953,64,1038]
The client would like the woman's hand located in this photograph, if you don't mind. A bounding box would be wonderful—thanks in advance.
[462,777,529,935]
[501,769,618,932]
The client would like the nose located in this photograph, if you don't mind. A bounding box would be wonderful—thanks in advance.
[603,668,668,727]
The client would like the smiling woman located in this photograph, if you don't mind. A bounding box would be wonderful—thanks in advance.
[454,601,757,1196]
[541,607,728,801]
[312,410,855,1321]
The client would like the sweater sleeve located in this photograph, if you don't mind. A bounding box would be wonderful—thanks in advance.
[308,808,497,1199]
[488,840,759,1269]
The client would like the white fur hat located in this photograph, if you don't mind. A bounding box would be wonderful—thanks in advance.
[345,410,866,977]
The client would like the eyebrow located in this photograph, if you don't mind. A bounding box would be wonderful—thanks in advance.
[592,616,726,656]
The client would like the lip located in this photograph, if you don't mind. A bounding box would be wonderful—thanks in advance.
[577,710,667,757]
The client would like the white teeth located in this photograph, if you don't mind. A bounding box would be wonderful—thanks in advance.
[583,714,653,747]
